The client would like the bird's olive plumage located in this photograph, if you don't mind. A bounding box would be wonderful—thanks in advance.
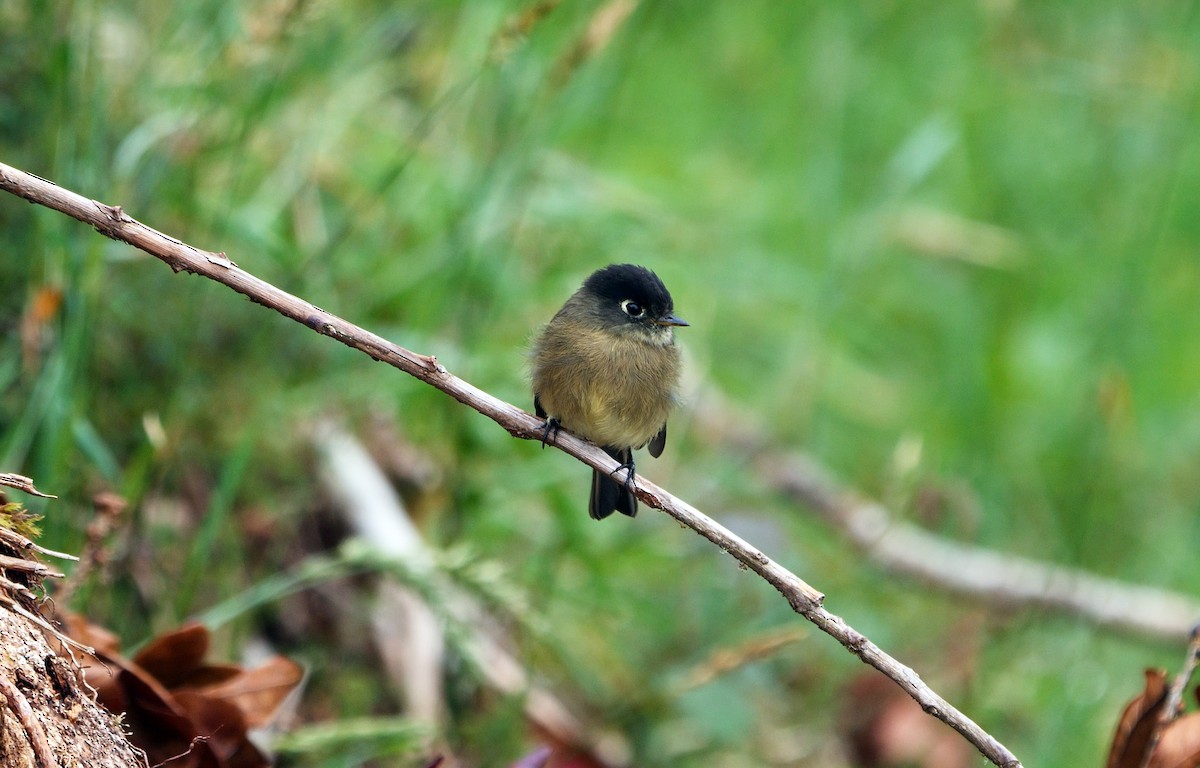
[532,264,686,520]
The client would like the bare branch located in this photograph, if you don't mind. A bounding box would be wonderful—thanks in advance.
[0,160,1024,768]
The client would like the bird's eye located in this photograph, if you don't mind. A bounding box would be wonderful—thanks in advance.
[621,300,645,318]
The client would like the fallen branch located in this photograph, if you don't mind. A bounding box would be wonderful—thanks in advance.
[690,393,1200,641]
[0,160,1023,768]
[776,450,1200,640]
[315,421,628,766]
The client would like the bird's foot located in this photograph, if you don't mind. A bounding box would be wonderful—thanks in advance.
[609,459,637,493]
[540,417,562,449]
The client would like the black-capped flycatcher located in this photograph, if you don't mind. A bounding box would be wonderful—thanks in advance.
[532,264,687,520]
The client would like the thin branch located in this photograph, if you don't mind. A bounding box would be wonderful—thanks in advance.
[1162,627,1200,728]
[0,160,1023,768]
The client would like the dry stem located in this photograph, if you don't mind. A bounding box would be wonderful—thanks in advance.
[0,473,57,498]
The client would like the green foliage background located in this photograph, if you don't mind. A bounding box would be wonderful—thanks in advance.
[3,1,1200,765]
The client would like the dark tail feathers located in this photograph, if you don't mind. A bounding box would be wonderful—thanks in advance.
[589,447,636,520]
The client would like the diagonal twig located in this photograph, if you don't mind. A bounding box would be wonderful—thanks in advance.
[0,160,1023,768]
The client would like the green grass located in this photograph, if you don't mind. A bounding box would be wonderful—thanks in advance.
[4,1,1200,765]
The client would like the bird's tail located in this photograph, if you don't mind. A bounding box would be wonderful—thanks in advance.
[589,447,636,520]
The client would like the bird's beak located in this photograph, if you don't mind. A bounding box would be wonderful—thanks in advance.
[655,314,689,327]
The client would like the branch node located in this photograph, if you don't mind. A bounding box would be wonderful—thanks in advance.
[421,354,446,374]
[205,251,236,268]
[94,201,129,223]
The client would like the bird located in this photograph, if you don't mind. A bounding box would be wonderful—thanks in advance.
[531,264,688,519]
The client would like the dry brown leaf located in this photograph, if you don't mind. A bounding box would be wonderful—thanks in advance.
[190,655,305,728]
[1107,669,1171,768]
[174,691,266,768]
[116,662,209,765]
[59,614,303,768]
[133,622,211,687]
[175,663,246,690]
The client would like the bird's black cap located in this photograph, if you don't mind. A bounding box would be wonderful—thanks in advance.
[583,264,675,318]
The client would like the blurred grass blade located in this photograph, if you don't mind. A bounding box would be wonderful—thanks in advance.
[71,415,122,484]
[197,550,369,630]
[882,113,958,198]
[273,716,428,758]
[174,432,254,618]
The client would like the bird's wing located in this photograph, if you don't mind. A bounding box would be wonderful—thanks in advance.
[647,423,667,458]
[534,395,546,418]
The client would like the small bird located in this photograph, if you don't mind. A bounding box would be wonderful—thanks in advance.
[531,264,688,520]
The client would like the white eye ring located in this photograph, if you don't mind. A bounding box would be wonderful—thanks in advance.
[621,299,645,318]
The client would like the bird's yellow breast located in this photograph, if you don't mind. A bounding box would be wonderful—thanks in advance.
[532,318,680,449]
